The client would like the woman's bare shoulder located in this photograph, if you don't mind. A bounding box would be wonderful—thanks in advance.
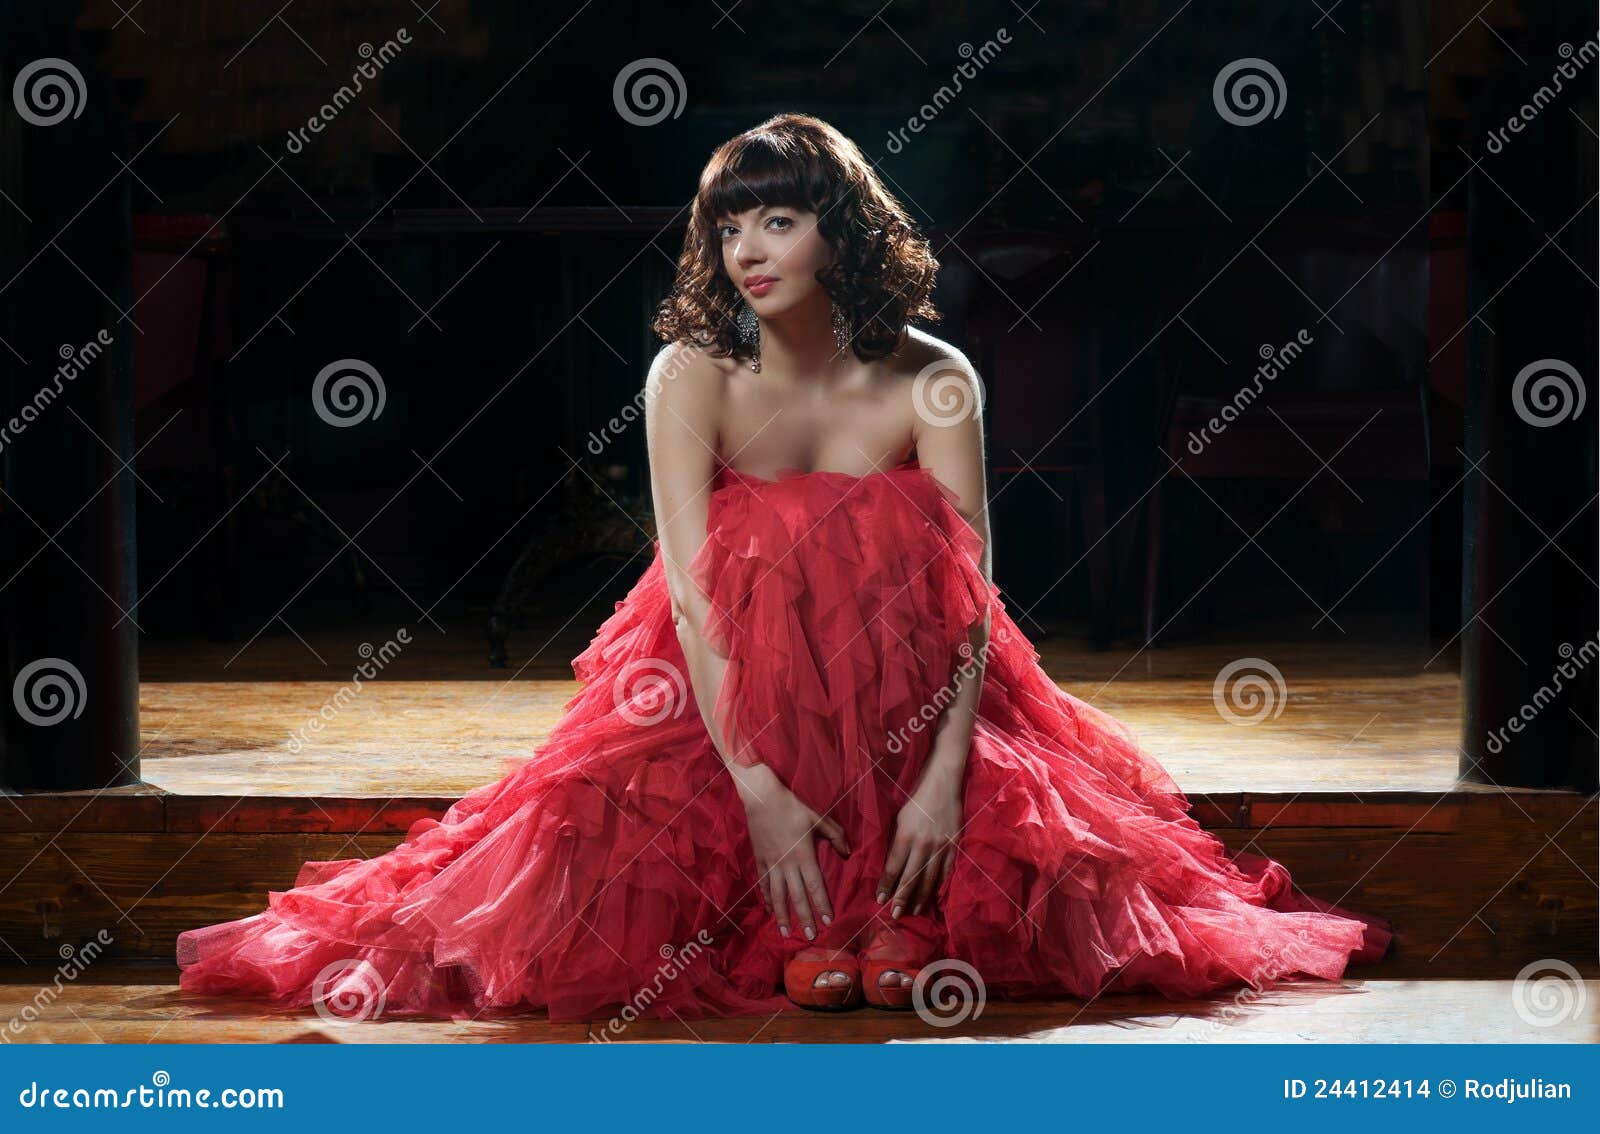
[883,326,978,381]
[878,329,985,447]
[645,340,735,409]
[650,339,738,380]
[880,328,982,416]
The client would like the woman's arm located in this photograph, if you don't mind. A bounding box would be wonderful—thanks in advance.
[878,350,992,918]
[642,343,748,777]
[643,343,849,939]
[910,351,992,786]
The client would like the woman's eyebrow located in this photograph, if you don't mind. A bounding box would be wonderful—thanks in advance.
[714,206,777,223]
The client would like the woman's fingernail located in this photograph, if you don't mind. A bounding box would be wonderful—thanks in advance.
[803,925,816,940]
[779,925,789,937]
[892,904,903,919]
[875,892,887,904]
[822,914,832,926]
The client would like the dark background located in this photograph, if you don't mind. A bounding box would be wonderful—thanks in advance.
[0,0,1594,689]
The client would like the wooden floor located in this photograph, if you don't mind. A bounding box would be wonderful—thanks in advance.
[0,969,1592,1043]
[131,608,1469,797]
[7,607,1594,1034]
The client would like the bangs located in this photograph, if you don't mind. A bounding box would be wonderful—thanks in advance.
[653,112,939,362]
[699,133,829,223]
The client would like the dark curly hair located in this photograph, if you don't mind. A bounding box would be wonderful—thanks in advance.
[651,112,939,364]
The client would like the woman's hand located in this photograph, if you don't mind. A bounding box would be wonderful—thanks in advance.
[731,763,850,940]
[877,757,964,919]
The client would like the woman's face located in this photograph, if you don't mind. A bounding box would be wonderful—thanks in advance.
[716,204,832,318]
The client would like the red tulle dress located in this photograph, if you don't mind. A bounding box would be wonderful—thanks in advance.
[175,456,1392,1022]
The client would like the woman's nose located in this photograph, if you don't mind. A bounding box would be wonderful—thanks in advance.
[734,236,767,268]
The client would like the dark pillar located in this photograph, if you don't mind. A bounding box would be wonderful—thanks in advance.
[1458,2,1599,790]
[0,2,141,791]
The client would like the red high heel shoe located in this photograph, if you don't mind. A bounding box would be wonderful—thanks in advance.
[783,947,862,1011]
[859,922,930,1009]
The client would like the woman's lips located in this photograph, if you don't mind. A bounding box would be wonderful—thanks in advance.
[746,278,777,297]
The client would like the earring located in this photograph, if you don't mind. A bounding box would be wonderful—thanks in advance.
[830,301,851,353]
[735,300,761,372]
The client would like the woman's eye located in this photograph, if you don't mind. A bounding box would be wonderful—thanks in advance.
[716,216,792,239]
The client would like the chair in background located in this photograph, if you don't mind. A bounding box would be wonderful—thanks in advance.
[1142,228,1431,645]
[959,228,1117,649]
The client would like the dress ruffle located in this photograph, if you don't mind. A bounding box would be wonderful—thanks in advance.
[175,459,1391,1022]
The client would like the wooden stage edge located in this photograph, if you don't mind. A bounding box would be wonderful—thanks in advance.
[0,780,1590,836]
[0,661,1592,981]
[1,783,1594,981]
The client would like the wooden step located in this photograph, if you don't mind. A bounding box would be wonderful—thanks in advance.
[0,784,1592,977]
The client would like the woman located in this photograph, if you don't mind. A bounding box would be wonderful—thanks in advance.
[176,113,1392,1022]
